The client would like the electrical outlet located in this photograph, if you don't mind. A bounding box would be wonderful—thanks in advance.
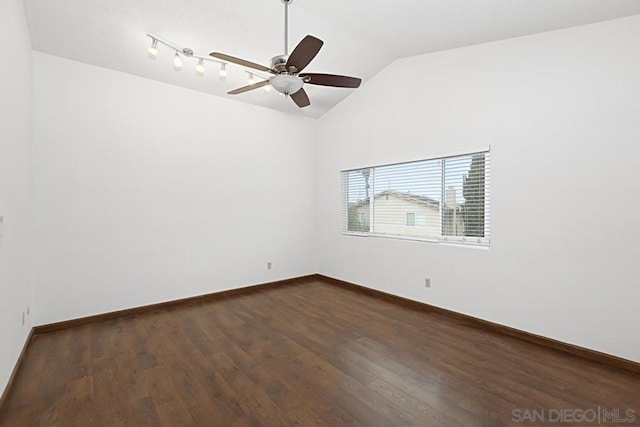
[425,278,431,288]
[267,262,272,270]
[22,311,25,326]
[26,305,30,315]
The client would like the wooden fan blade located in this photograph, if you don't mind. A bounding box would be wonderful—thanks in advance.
[285,35,323,73]
[290,88,310,108]
[210,52,274,73]
[300,73,362,88]
[228,80,270,95]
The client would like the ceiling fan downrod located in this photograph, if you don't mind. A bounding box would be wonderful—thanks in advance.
[283,0,293,56]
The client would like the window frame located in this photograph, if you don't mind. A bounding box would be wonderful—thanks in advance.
[341,148,491,247]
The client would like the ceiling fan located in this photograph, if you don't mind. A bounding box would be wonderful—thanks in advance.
[209,0,362,108]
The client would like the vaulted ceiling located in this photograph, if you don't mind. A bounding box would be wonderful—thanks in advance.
[24,0,640,118]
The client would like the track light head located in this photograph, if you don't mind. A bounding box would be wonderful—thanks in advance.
[148,38,158,59]
[196,58,205,75]
[173,52,183,70]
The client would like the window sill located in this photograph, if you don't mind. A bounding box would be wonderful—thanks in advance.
[341,232,489,249]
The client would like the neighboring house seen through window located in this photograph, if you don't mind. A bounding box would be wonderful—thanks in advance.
[342,150,490,246]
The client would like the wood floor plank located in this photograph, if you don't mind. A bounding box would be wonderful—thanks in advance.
[1,279,639,426]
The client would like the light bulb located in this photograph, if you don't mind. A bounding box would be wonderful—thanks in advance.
[173,52,183,70]
[219,63,227,80]
[148,39,158,59]
[196,58,205,75]
[248,72,255,85]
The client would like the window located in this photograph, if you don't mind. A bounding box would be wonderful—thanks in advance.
[342,150,490,246]
[406,213,427,227]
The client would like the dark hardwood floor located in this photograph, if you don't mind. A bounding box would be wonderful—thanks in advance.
[1,278,638,426]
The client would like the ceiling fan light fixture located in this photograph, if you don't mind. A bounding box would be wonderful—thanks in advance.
[269,74,303,95]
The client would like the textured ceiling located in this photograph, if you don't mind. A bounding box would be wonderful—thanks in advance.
[23,0,640,118]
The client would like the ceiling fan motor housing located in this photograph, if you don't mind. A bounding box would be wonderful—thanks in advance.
[270,55,289,73]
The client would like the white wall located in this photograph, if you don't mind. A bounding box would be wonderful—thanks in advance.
[317,16,640,362]
[0,0,34,395]
[32,53,318,325]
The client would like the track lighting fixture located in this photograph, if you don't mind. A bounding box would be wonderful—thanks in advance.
[146,33,227,76]
[145,33,274,93]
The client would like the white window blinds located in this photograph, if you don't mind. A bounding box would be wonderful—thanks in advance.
[342,150,490,246]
